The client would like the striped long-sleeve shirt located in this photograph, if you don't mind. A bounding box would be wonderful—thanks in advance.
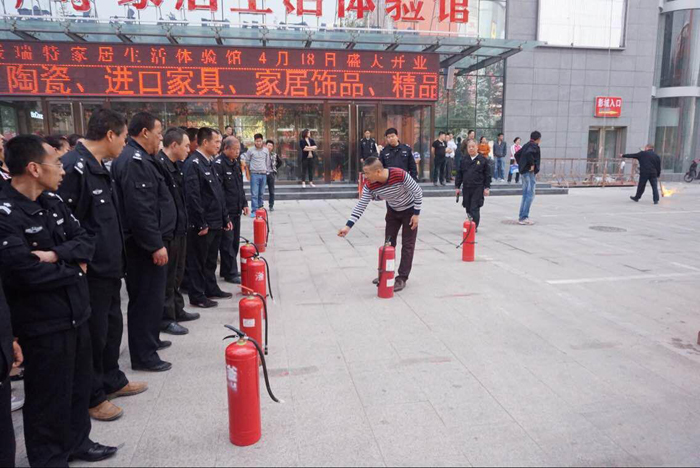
[346,168,423,227]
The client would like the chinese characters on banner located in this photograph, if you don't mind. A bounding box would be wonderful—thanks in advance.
[594,96,622,118]
[0,42,439,101]
[14,0,469,23]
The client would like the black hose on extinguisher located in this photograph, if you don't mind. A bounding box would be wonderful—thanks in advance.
[456,214,475,250]
[377,236,392,287]
[257,255,274,301]
[224,325,281,403]
[262,207,270,245]
[240,237,260,256]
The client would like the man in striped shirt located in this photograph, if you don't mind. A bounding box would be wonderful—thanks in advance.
[338,157,423,292]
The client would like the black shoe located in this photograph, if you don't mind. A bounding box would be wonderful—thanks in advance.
[372,278,379,285]
[162,322,188,335]
[224,276,241,284]
[630,196,639,202]
[433,182,438,186]
[190,298,218,308]
[132,361,172,372]
[69,442,118,463]
[157,340,172,350]
[176,311,201,322]
[654,200,659,205]
[207,290,233,299]
[440,182,446,186]
[394,278,406,292]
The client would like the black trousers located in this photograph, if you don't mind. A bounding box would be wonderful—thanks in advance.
[163,235,187,326]
[508,163,520,183]
[384,207,418,282]
[186,228,223,303]
[0,374,14,468]
[635,174,660,202]
[87,276,128,409]
[301,158,314,182]
[219,216,241,280]
[433,156,447,183]
[463,185,485,228]
[22,324,93,467]
[125,239,167,368]
[266,174,276,208]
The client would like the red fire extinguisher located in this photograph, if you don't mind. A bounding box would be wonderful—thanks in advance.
[458,216,476,262]
[253,208,269,253]
[224,325,280,447]
[377,238,395,299]
[247,255,274,301]
[238,290,269,356]
[239,237,258,295]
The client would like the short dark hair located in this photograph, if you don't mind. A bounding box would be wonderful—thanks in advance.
[85,108,127,141]
[468,129,475,134]
[163,127,187,148]
[530,131,542,141]
[480,136,487,142]
[44,134,68,151]
[225,125,232,130]
[128,112,158,138]
[197,127,220,146]
[498,133,504,137]
[438,131,446,136]
[265,139,274,146]
[385,128,398,137]
[67,133,83,148]
[5,135,49,176]
[363,156,383,168]
[254,133,263,141]
[186,127,199,143]
[364,129,371,133]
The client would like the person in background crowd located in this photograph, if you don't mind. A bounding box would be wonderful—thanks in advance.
[215,137,249,284]
[224,125,234,137]
[454,136,463,170]
[431,131,447,186]
[359,129,378,165]
[456,139,491,231]
[380,128,417,181]
[493,133,507,182]
[242,133,270,215]
[509,137,522,184]
[516,130,542,225]
[157,128,200,336]
[266,139,282,212]
[183,127,232,308]
[478,136,490,158]
[299,129,317,188]
[337,157,423,293]
[623,144,662,205]
[446,132,457,183]
[112,112,175,372]
[45,135,70,157]
[0,136,10,186]
[186,127,199,156]
[0,280,21,468]
[467,130,476,141]
[0,135,118,465]
[67,133,84,151]
[60,108,148,422]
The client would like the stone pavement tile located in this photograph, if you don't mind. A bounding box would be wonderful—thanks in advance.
[449,422,549,467]
[366,401,471,467]
[350,362,429,408]
[297,431,385,467]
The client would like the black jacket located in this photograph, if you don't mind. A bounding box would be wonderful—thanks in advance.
[157,151,188,237]
[0,186,94,338]
[112,139,177,253]
[623,150,662,177]
[0,281,12,382]
[380,143,418,181]
[183,150,229,231]
[456,154,492,190]
[516,141,541,175]
[214,155,248,217]
[59,143,125,279]
[360,138,378,160]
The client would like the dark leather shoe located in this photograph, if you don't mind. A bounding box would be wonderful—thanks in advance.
[162,322,188,335]
[207,290,233,299]
[69,442,118,462]
[132,361,172,372]
[158,340,172,350]
[372,278,379,285]
[190,298,218,308]
[177,311,200,322]
[394,278,406,292]
[224,276,241,284]
[630,196,639,202]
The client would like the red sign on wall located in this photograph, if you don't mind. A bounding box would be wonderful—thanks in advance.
[595,96,622,118]
[0,41,439,101]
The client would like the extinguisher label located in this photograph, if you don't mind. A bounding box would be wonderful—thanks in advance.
[241,258,247,264]
[255,272,264,282]
[387,277,395,287]
[226,365,239,393]
[386,259,395,271]
[243,319,255,328]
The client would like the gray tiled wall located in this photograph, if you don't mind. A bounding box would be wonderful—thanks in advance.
[504,0,660,158]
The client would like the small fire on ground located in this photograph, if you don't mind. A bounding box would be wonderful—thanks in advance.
[662,186,678,197]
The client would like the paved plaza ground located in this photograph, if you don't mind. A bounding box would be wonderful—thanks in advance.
[11,182,700,467]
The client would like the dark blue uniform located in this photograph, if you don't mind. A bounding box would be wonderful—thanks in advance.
[112,139,176,368]
[455,154,492,229]
[360,137,378,162]
[59,143,129,409]
[214,154,247,281]
[380,143,418,181]
[0,280,15,468]
[183,151,229,303]
[0,186,95,467]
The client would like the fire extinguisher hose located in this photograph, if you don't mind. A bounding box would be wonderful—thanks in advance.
[224,325,282,404]
[240,237,260,256]
[456,215,476,249]
[258,256,275,301]
[262,208,270,244]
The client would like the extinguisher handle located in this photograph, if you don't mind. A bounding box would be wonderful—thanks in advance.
[240,237,260,256]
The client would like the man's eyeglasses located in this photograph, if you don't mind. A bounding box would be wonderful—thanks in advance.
[38,161,63,168]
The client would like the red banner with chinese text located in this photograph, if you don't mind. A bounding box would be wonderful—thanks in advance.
[0,41,439,101]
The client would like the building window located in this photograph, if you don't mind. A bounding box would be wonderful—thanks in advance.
[653,97,698,173]
[657,10,700,88]
[537,0,627,48]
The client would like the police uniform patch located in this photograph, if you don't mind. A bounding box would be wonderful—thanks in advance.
[0,206,10,215]
[193,158,200,164]
[215,159,222,164]
[133,152,142,161]
[25,226,43,234]
[47,192,64,202]
[57,218,64,225]
[92,189,103,195]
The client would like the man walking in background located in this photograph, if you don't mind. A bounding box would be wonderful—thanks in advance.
[516,131,542,225]
[241,133,270,216]
[623,144,662,205]
[266,139,282,212]
[456,139,491,231]
[493,133,508,182]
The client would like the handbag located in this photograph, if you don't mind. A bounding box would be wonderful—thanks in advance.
[510,164,519,174]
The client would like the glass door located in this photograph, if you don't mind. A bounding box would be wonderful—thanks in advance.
[329,105,350,183]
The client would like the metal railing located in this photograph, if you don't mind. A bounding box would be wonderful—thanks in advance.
[537,158,639,187]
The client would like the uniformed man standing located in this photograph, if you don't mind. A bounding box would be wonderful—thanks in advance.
[359,130,378,165]
[0,280,21,468]
[215,137,250,284]
[60,108,148,420]
[379,128,418,181]
[0,135,117,466]
[157,128,200,335]
[112,112,176,372]
[183,127,233,308]
[455,139,491,231]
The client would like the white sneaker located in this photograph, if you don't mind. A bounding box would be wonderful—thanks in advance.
[11,390,24,412]
[518,218,534,225]
[310,182,316,188]
[302,182,306,189]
